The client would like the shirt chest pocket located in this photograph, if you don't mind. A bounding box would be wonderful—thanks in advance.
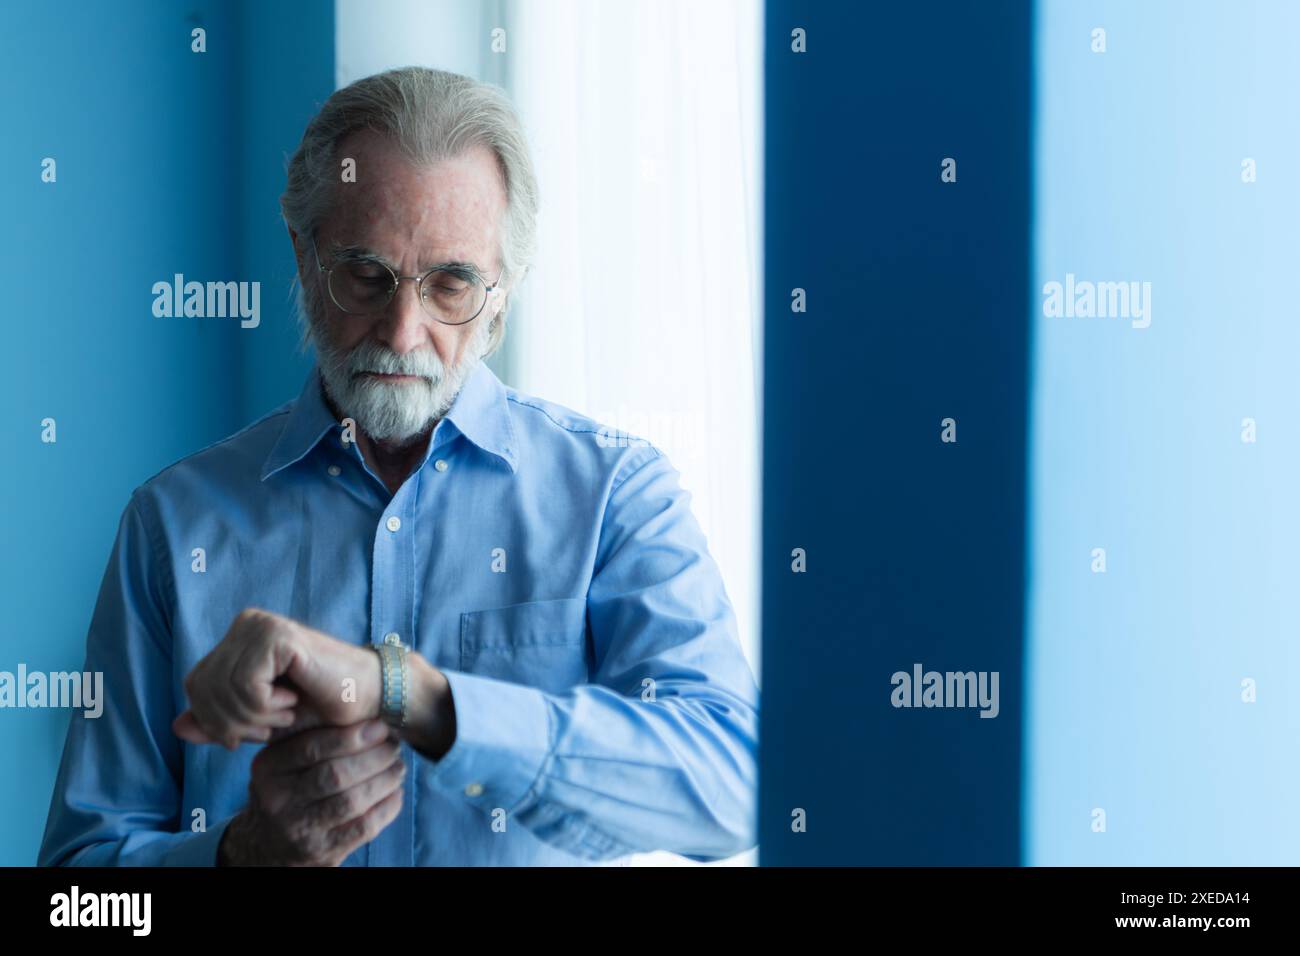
[459,596,591,694]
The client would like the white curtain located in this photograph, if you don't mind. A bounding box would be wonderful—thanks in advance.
[502,0,762,664]
[336,0,763,867]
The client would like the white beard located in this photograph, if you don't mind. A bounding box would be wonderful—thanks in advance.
[303,292,493,444]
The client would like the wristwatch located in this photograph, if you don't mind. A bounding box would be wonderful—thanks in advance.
[372,633,410,727]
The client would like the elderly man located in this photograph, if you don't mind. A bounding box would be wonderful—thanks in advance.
[38,67,758,866]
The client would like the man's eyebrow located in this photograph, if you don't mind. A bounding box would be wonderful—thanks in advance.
[327,244,486,277]
[328,244,383,262]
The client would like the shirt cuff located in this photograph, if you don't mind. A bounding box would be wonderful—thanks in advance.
[160,813,237,866]
[422,668,554,814]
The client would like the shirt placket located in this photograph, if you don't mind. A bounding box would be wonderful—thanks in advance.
[364,467,419,866]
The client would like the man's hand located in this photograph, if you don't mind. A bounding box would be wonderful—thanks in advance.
[217,719,406,866]
[172,607,380,750]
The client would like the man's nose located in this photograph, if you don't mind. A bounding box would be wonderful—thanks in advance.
[377,276,430,353]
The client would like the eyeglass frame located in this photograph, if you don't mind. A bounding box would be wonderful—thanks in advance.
[309,233,504,326]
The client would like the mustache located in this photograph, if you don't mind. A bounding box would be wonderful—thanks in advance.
[346,344,446,380]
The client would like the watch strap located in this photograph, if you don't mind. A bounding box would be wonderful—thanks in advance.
[372,635,410,727]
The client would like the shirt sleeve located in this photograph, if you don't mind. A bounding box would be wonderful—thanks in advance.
[38,489,230,866]
[423,450,760,862]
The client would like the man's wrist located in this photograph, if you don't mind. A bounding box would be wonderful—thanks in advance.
[401,653,456,760]
[352,641,383,722]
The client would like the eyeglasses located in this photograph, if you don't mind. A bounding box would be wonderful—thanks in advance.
[310,234,502,326]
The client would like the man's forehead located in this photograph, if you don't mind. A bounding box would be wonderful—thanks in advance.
[321,134,504,271]
[339,129,503,199]
[320,203,492,266]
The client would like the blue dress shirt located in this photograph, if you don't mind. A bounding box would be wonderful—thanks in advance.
[38,361,759,866]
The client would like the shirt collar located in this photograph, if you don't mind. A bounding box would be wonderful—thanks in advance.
[260,361,518,482]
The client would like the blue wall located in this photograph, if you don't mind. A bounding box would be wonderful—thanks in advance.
[0,0,332,865]
[760,0,1032,863]
[234,0,337,423]
[1027,0,1300,864]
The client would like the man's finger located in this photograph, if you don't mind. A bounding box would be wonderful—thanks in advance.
[268,706,329,743]
[324,788,404,864]
[267,686,299,709]
[294,740,402,804]
[172,710,215,744]
[228,627,302,718]
[256,719,390,775]
[307,755,405,829]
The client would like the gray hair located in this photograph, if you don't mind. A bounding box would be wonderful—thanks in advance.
[281,66,539,358]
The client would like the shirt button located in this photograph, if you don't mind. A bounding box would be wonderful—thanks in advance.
[464,782,484,797]
[434,459,449,472]
[386,516,401,532]
[327,465,341,477]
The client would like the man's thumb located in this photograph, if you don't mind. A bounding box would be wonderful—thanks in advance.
[173,709,216,745]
